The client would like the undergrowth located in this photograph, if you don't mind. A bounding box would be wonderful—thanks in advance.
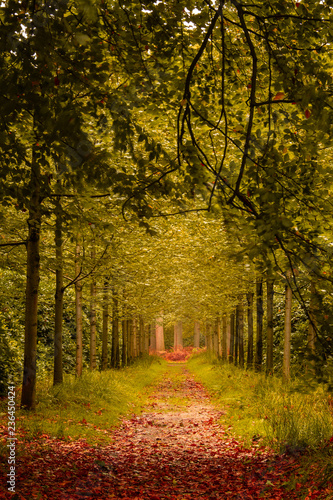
[187,352,333,491]
[187,352,333,451]
[0,355,167,450]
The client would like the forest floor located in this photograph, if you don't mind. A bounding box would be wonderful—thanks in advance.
[1,363,332,499]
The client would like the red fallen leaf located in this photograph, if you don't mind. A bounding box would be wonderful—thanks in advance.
[54,76,60,86]
[305,109,311,119]
[296,2,300,7]
[273,91,285,100]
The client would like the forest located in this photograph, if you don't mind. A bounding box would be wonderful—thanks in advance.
[0,0,333,498]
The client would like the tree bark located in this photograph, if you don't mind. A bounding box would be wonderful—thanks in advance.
[229,312,235,364]
[221,315,227,361]
[89,246,97,371]
[149,322,156,352]
[237,303,244,368]
[101,277,109,370]
[127,318,133,363]
[122,316,128,366]
[53,193,64,385]
[21,154,41,409]
[246,292,254,369]
[139,315,145,355]
[308,281,316,353]
[174,321,183,350]
[111,290,120,368]
[75,241,83,377]
[283,270,292,383]
[255,277,263,371]
[266,279,274,374]
[155,315,165,351]
[234,308,239,366]
[194,320,200,348]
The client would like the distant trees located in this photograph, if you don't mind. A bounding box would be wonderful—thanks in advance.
[1,0,333,404]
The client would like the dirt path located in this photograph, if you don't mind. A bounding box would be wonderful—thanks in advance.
[88,364,300,499]
[2,364,327,499]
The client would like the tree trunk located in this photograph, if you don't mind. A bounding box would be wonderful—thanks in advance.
[266,279,274,375]
[246,292,254,369]
[194,320,200,348]
[127,318,133,363]
[21,155,41,409]
[174,321,183,350]
[111,290,120,368]
[101,277,109,370]
[53,194,64,385]
[155,315,165,351]
[237,303,244,368]
[144,324,149,354]
[205,322,212,352]
[122,316,128,366]
[308,281,317,352]
[283,271,292,383]
[214,318,220,357]
[255,277,263,371]
[229,312,235,364]
[75,241,83,377]
[139,316,145,355]
[149,322,156,352]
[221,315,227,362]
[234,308,239,366]
[89,246,97,370]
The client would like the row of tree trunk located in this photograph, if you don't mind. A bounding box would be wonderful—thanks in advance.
[205,276,316,381]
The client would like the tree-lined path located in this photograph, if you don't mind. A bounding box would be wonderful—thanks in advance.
[3,362,331,500]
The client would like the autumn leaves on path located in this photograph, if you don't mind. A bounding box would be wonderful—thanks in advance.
[1,364,325,499]
[98,364,300,500]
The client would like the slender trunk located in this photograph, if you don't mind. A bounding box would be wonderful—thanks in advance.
[75,242,83,377]
[89,246,97,370]
[21,155,41,409]
[111,291,120,368]
[155,315,165,351]
[221,315,227,362]
[139,316,145,355]
[150,322,156,352]
[194,320,200,348]
[122,316,128,366]
[206,322,213,352]
[174,321,183,350]
[53,194,64,385]
[308,281,317,353]
[246,292,254,369]
[132,318,138,358]
[214,318,220,357]
[234,308,239,366]
[283,271,292,383]
[255,277,263,371]
[127,319,133,363]
[101,278,109,370]
[144,324,149,354]
[237,303,244,368]
[229,312,235,364]
[266,279,274,375]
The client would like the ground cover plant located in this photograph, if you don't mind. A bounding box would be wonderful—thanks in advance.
[1,361,333,499]
[188,351,333,496]
[0,356,167,451]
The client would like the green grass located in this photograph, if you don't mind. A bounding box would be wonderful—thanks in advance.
[187,352,333,453]
[0,356,167,448]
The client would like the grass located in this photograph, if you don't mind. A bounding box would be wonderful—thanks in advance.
[187,352,333,492]
[187,352,333,453]
[0,356,167,449]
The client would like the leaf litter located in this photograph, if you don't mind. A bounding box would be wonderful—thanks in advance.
[0,365,332,499]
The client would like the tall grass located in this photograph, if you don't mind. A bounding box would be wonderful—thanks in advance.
[187,352,333,452]
[0,356,167,448]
